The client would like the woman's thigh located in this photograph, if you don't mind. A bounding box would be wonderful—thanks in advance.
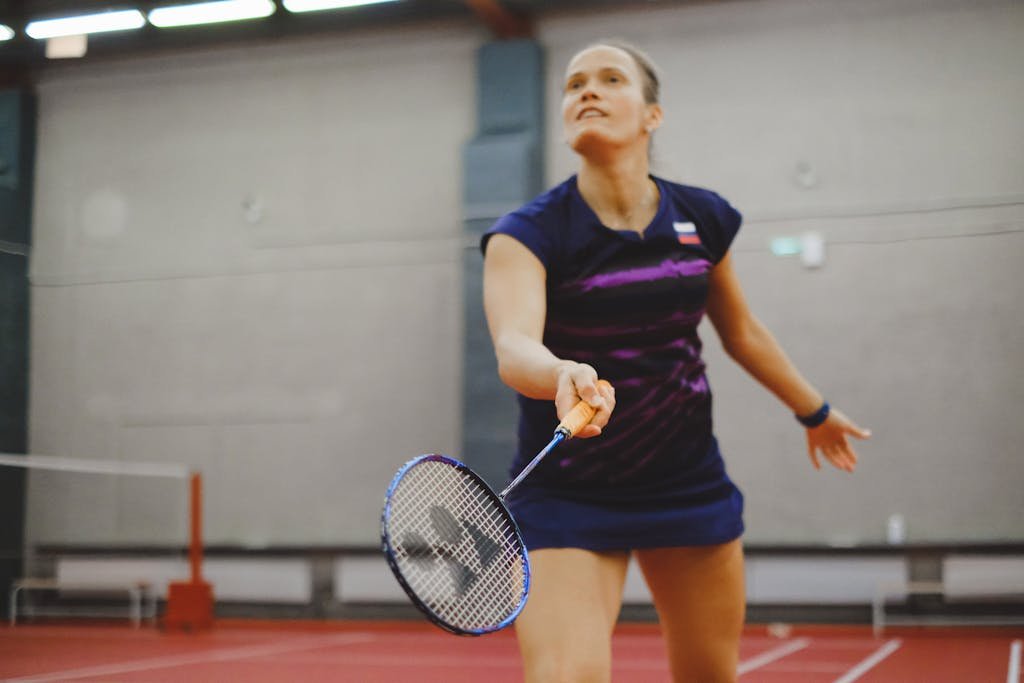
[634,539,746,683]
[515,547,630,683]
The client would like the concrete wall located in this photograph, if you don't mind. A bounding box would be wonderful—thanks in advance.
[28,25,478,546]
[25,0,1023,548]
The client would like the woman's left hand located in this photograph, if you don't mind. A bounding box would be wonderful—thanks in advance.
[806,408,871,472]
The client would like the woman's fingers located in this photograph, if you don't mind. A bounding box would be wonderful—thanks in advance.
[554,363,615,439]
[577,376,606,409]
[554,363,596,417]
[804,408,868,472]
[834,408,872,440]
[806,433,821,470]
[573,378,614,438]
[808,429,858,472]
[823,439,856,473]
[846,423,872,440]
[589,380,615,431]
[841,442,859,469]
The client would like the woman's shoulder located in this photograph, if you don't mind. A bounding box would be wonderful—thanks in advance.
[655,176,743,262]
[656,176,733,210]
[506,176,577,226]
[657,177,741,228]
[481,177,577,264]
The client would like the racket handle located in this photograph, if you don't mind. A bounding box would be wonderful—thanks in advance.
[556,380,613,438]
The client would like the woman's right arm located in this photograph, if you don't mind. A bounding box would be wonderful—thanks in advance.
[482,233,613,438]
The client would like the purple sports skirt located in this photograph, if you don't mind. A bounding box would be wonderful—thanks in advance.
[504,445,745,551]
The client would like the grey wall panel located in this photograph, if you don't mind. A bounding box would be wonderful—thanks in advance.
[27,26,475,547]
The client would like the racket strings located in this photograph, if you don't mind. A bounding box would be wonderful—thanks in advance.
[392,464,522,622]
[386,460,526,631]
[392,473,520,628]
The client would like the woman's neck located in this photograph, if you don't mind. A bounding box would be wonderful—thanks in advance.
[577,155,658,233]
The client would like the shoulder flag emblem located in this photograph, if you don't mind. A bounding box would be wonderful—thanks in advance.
[673,221,700,245]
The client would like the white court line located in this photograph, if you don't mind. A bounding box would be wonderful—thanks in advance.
[832,639,902,683]
[1008,639,1022,683]
[7,632,374,683]
[737,637,811,675]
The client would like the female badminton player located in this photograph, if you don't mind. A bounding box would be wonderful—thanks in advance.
[481,41,871,682]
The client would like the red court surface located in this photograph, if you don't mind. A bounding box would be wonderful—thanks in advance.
[1,621,1020,682]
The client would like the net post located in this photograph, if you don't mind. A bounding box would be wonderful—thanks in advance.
[190,471,202,584]
[163,469,214,631]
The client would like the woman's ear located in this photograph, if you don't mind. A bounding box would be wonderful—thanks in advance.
[644,103,664,134]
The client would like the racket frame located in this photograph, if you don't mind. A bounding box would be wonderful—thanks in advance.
[380,453,531,636]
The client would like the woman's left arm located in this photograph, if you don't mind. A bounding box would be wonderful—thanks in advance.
[705,251,870,472]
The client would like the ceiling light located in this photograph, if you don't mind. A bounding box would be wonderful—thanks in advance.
[0,24,14,41]
[149,0,275,28]
[26,10,145,39]
[283,0,400,14]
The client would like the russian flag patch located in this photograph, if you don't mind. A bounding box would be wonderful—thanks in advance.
[673,221,700,245]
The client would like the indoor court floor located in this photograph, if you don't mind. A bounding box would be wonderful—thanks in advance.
[0,620,1020,682]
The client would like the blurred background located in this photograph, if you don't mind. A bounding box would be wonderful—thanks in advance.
[0,0,1021,623]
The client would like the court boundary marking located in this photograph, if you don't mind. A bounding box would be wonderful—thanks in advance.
[832,639,902,683]
[6,632,374,683]
[3,624,1019,682]
[737,637,810,674]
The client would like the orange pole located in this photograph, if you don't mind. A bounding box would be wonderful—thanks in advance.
[164,470,213,630]
[189,471,203,584]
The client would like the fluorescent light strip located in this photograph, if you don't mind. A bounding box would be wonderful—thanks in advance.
[149,0,276,27]
[26,10,145,39]
[283,0,399,14]
[0,24,14,41]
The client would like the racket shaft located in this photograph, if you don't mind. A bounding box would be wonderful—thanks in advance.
[498,433,564,499]
[498,380,611,499]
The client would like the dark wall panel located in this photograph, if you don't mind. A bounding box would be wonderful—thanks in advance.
[462,41,544,488]
[0,88,33,614]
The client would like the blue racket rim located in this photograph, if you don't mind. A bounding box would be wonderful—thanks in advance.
[380,453,531,636]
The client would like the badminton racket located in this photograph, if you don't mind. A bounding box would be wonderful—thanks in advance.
[380,381,611,636]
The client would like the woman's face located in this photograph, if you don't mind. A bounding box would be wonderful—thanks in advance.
[561,45,661,158]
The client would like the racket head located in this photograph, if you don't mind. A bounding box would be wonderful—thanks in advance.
[380,454,530,636]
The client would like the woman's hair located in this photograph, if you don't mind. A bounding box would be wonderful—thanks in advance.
[583,39,661,105]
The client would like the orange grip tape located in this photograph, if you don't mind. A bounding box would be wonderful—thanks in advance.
[557,379,613,438]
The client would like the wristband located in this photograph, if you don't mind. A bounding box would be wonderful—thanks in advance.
[796,401,830,428]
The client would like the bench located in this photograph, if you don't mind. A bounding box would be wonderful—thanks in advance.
[9,578,157,627]
[872,573,1024,634]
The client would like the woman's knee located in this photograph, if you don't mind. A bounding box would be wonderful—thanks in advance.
[664,641,740,683]
[516,599,616,683]
[515,548,628,683]
[522,649,612,683]
[636,541,745,682]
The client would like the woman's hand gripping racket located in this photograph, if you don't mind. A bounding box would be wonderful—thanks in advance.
[380,381,611,636]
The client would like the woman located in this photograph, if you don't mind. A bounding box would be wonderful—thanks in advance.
[481,41,870,682]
